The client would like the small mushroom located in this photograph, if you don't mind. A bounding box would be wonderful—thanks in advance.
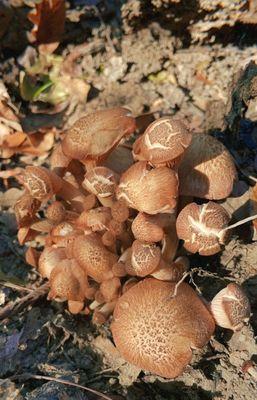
[21,166,63,201]
[133,117,192,167]
[125,240,161,277]
[14,192,41,227]
[151,256,189,282]
[176,202,231,256]
[100,277,121,302]
[210,283,251,331]
[82,166,118,207]
[38,246,67,278]
[48,259,88,302]
[111,278,215,378]
[76,207,112,232]
[131,213,168,243]
[45,201,67,224]
[116,162,178,214]
[178,133,238,200]
[72,233,117,282]
[61,107,136,167]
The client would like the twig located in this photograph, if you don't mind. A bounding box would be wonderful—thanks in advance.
[10,373,113,400]
[0,281,33,293]
[0,282,49,321]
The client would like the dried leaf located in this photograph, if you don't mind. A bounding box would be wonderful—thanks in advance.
[28,0,66,49]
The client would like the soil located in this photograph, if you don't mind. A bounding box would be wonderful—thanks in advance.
[1,1,257,399]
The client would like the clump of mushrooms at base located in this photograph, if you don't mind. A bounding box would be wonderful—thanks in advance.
[14,107,254,379]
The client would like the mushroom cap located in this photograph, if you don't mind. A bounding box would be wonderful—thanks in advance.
[72,233,117,282]
[176,202,231,256]
[82,167,117,198]
[116,162,178,214]
[61,107,136,163]
[178,134,237,200]
[126,240,161,277]
[133,117,192,166]
[14,192,41,227]
[46,201,66,224]
[76,207,112,232]
[111,278,215,378]
[48,259,88,302]
[38,246,67,279]
[132,213,165,243]
[210,283,251,331]
[22,166,63,201]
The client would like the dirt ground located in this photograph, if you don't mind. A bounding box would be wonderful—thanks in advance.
[1,1,257,399]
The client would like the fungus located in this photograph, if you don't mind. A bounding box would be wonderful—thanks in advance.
[48,259,88,302]
[45,201,67,224]
[176,202,231,255]
[125,240,161,277]
[22,166,63,201]
[133,117,192,167]
[83,166,118,207]
[14,192,41,227]
[131,213,167,243]
[151,256,189,281]
[72,233,117,282]
[76,207,112,232]
[111,278,215,378]
[38,246,67,278]
[61,107,136,166]
[178,133,237,200]
[116,162,178,214]
[210,283,251,331]
[100,277,121,302]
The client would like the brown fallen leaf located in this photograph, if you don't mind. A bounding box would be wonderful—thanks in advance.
[28,0,66,52]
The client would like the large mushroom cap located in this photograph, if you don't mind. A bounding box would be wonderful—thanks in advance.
[178,134,237,200]
[111,278,215,378]
[116,162,178,214]
[133,117,192,166]
[61,107,136,163]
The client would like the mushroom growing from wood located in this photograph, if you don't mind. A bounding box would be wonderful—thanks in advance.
[111,278,215,378]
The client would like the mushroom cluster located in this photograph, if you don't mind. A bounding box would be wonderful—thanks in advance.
[14,107,250,378]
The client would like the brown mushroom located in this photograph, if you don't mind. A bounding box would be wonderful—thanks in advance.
[72,233,117,282]
[82,166,118,207]
[210,283,251,331]
[111,278,215,378]
[14,192,41,227]
[45,201,67,224]
[61,107,136,167]
[133,117,192,167]
[178,133,237,200]
[151,256,189,282]
[176,202,231,256]
[116,162,178,214]
[21,166,63,201]
[125,240,161,277]
[48,259,88,302]
[38,246,67,278]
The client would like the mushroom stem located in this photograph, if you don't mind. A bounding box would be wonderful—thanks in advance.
[222,214,257,232]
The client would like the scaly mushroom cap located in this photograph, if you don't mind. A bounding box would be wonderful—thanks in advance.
[72,233,117,282]
[133,117,192,166]
[176,202,231,256]
[132,213,165,243]
[210,283,251,331]
[116,162,178,214]
[82,167,117,198]
[76,207,112,232]
[38,246,67,278]
[112,278,215,378]
[14,193,41,227]
[125,240,161,277]
[178,134,237,200]
[22,166,63,201]
[48,259,88,302]
[46,201,66,224]
[61,107,136,163]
